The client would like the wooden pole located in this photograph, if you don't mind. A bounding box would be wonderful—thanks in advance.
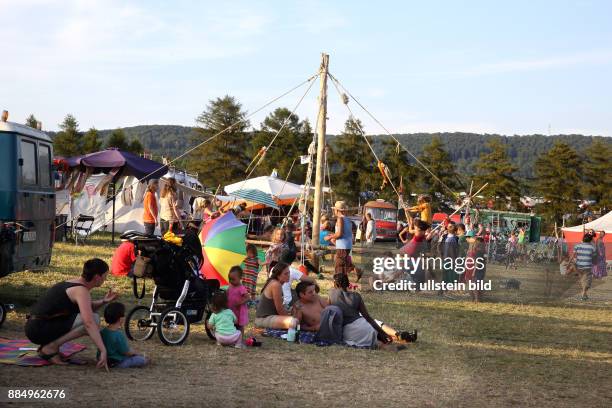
[310,53,329,261]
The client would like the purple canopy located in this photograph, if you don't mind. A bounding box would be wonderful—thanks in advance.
[66,148,168,181]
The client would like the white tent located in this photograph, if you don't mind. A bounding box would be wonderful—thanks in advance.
[56,174,205,235]
[224,175,330,202]
[562,211,612,237]
[225,175,303,200]
[562,211,612,261]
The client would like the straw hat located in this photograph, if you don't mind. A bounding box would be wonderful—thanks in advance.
[333,201,349,212]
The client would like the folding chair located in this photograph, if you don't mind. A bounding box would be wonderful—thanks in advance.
[72,215,95,245]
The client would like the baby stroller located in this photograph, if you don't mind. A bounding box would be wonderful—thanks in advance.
[121,230,220,346]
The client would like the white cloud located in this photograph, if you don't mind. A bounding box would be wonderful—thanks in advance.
[465,50,612,76]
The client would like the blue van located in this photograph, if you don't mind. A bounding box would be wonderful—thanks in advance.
[0,112,55,276]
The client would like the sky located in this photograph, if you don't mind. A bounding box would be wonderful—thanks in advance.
[2,0,612,136]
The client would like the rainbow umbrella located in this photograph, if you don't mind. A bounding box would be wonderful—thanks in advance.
[199,212,247,285]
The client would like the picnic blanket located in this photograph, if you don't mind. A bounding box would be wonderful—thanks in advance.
[263,329,373,349]
[0,338,87,367]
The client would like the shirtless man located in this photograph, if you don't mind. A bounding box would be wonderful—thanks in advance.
[292,281,327,331]
[292,281,416,342]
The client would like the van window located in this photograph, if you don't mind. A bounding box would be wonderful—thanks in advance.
[20,140,38,185]
[39,144,52,186]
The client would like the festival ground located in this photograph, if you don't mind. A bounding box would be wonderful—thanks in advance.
[0,235,611,408]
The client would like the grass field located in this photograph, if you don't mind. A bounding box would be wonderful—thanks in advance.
[1,234,611,407]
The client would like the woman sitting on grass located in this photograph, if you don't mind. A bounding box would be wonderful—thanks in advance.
[254,262,299,330]
[24,258,118,367]
[329,273,393,349]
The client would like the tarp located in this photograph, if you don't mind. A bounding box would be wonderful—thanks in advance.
[67,148,168,181]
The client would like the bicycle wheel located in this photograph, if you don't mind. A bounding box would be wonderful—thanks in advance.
[158,307,190,346]
[204,308,215,340]
[125,306,156,341]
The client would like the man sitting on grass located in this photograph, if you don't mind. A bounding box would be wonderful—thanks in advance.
[293,280,416,344]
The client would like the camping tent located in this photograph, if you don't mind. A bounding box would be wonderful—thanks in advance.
[562,211,612,261]
[56,174,204,236]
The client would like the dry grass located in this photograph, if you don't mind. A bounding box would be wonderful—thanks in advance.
[1,234,611,407]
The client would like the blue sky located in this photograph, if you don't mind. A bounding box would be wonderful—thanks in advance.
[2,0,611,136]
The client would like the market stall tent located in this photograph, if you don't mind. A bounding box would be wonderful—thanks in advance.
[562,211,612,260]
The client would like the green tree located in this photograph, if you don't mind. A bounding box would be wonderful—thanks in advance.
[188,96,251,188]
[475,139,521,209]
[379,136,418,202]
[582,140,612,211]
[128,138,144,154]
[534,142,582,227]
[250,108,310,182]
[329,118,377,205]
[25,114,38,128]
[53,114,82,156]
[82,127,102,153]
[417,136,460,207]
[106,129,130,150]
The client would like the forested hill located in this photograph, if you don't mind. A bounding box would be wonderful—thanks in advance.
[51,125,609,179]
[368,133,610,179]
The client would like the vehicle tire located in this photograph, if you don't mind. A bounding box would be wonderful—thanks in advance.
[0,303,6,328]
[158,307,190,346]
[125,306,156,341]
[204,308,215,340]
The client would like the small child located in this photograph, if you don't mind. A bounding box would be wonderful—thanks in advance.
[99,302,150,368]
[465,237,487,302]
[242,244,260,304]
[227,266,249,336]
[207,291,244,348]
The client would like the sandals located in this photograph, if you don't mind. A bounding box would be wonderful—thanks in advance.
[37,345,68,365]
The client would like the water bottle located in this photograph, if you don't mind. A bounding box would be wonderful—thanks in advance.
[287,327,296,342]
[295,324,301,344]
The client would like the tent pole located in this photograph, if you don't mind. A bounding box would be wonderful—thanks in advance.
[112,182,116,244]
[311,53,329,270]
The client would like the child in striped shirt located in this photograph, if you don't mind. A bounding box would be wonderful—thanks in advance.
[242,244,260,305]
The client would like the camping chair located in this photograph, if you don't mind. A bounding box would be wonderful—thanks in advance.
[72,215,95,245]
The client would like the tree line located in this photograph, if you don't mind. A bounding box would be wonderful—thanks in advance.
[28,96,611,230]
[27,114,144,157]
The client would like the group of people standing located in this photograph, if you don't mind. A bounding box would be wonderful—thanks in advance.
[142,177,225,236]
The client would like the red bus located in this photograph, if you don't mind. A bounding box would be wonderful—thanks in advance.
[363,200,397,240]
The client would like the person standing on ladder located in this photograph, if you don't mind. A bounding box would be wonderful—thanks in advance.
[324,201,361,282]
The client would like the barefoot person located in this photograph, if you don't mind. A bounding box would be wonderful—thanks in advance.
[293,279,415,343]
[255,262,299,330]
[24,258,118,367]
[292,281,328,331]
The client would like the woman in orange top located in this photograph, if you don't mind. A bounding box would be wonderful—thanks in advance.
[143,179,159,236]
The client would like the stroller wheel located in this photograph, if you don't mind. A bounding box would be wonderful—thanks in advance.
[0,303,6,328]
[158,307,190,346]
[204,308,215,340]
[125,306,156,341]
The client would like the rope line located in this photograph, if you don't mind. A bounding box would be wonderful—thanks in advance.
[328,72,458,198]
[56,72,320,231]
[328,75,406,212]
